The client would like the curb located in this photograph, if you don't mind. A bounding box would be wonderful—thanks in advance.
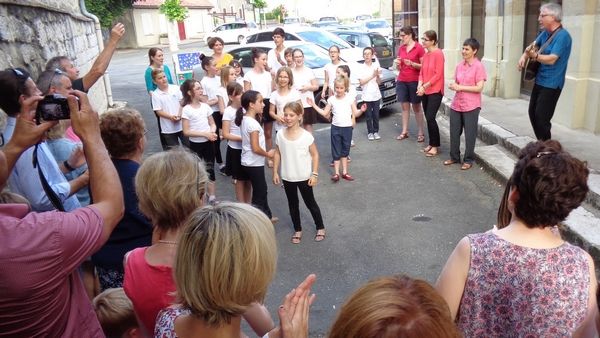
[438,99,600,270]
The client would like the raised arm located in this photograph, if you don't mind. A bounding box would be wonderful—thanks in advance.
[81,23,125,91]
[68,91,124,241]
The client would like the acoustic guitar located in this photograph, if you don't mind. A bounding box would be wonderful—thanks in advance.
[522,41,539,82]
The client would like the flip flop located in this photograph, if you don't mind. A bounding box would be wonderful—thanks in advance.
[396,133,409,140]
[425,150,438,157]
[417,135,425,143]
[314,230,326,242]
[422,145,432,153]
[291,232,302,244]
[461,163,473,170]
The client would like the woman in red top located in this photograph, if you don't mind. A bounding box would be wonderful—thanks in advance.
[417,30,445,157]
[395,26,426,142]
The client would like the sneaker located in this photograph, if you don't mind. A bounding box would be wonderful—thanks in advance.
[373,132,381,140]
[351,139,356,147]
[367,133,375,141]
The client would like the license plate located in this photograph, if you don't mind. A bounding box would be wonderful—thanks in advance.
[382,49,390,57]
[383,88,395,97]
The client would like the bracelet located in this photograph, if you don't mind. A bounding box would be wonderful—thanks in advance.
[63,160,76,171]
[311,172,319,177]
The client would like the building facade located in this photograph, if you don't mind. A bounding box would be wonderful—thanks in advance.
[393,0,600,134]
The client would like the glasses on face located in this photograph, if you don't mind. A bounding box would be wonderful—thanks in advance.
[421,38,431,42]
[539,13,551,18]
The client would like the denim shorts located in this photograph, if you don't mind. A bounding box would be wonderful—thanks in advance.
[396,81,421,104]
[331,125,353,160]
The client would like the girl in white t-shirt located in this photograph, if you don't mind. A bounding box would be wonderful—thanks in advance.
[273,101,325,244]
[200,55,226,170]
[309,75,358,182]
[269,67,301,133]
[180,79,218,204]
[292,48,319,133]
[358,47,383,140]
[236,90,277,222]
[322,45,346,100]
[243,48,274,167]
[216,66,237,176]
[229,59,245,87]
[222,82,251,203]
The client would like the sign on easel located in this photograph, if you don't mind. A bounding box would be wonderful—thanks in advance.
[172,52,201,84]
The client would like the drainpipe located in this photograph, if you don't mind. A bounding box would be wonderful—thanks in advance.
[493,0,504,97]
[79,0,115,107]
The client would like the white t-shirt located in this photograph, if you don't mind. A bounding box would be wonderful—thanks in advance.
[241,116,265,167]
[324,61,346,89]
[235,76,245,87]
[222,106,242,149]
[151,84,183,134]
[292,66,316,108]
[276,129,314,182]
[269,89,301,132]
[181,103,213,143]
[358,62,382,102]
[328,94,354,127]
[268,48,286,74]
[215,86,229,107]
[200,76,221,111]
[244,70,272,98]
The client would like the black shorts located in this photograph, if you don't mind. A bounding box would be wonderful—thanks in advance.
[189,140,216,181]
[227,146,248,180]
[262,98,274,123]
[396,81,421,104]
[302,106,317,125]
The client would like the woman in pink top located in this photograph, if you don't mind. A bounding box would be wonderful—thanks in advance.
[417,30,445,157]
[123,150,208,335]
[444,38,487,170]
[395,26,426,142]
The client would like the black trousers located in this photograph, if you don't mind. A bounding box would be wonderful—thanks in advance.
[282,180,324,232]
[163,131,189,149]
[422,92,443,147]
[242,165,272,218]
[528,84,562,141]
[212,111,223,164]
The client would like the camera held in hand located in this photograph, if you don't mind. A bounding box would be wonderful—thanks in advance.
[36,94,77,121]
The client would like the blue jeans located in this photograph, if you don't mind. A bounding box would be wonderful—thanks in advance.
[364,100,381,134]
[331,125,352,160]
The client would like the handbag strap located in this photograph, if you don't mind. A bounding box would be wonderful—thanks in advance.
[537,26,562,54]
[32,143,66,212]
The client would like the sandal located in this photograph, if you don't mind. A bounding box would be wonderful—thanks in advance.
[396,133,409,140]
[417,134,425,143]
[331,174,340,182]
[422,145,432,153]
[424,150,438,157]
[291,232,302,244]
[314,230,326,242]
[461,163,473,170]
[341,173,354,181]
[443,159,457,165]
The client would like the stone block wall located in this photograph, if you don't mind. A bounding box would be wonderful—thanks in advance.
[0,1,108,112]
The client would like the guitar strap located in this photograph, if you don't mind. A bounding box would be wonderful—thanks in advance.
[537,26,562,55]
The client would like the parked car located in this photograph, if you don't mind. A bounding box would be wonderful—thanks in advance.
[359,19,393,41]
[311,21,341,29]
[318,16,338,22]
[330,30,394,69]
[354,14,372,22]
[245,28,366,65]
[227,41,397,116]
[205,21,258,44]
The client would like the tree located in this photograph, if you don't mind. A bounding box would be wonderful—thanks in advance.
[159,0,189,52]
[250,0,267,28]
[84,0,135,28]
[271,4,286,23]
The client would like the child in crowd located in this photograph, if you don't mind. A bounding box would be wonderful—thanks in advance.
[244,48,274,167]
[358,47,383,141]
[269,67,301,133]
[216,66,237,176]
[273,101,325,244]
[180,79,218,205]
[235,90,277,222]
[222,82,252,203]
[322,45,346,99]
[291,48,318,133]
[151,69,187,148]
[200,54,226,172]
[229,59,245,87]
[284,47,295,68]
[309,75,358,182]
[93,288,140,338]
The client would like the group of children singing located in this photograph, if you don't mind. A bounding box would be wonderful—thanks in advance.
[147,44,375,244]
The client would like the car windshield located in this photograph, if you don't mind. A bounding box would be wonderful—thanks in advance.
[296,30,352,50]
[365,20,389,29]
[370,34,389,47]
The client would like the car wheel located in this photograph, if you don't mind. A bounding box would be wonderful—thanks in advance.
[237,35,245,44]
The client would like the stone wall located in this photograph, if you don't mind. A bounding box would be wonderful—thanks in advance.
[0,1,108,112]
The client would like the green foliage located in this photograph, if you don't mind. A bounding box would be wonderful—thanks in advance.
[84,0,134,28]
[271,4,286,23]
[250,0,267,9]
[159,0,189,22]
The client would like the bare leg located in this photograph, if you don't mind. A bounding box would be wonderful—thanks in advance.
[333,160,340,176]
[243,180,252,203]
[412,102,425,137]
[401,102,410,135]
[340,157,349,174]
[264,121,273,150]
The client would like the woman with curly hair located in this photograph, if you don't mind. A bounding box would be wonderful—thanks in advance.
[436,140,597,336]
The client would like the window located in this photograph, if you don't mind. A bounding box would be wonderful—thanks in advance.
[370,34,389,47]
[295,30,352,50]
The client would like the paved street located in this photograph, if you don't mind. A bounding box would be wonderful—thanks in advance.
[107,43,503,336]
